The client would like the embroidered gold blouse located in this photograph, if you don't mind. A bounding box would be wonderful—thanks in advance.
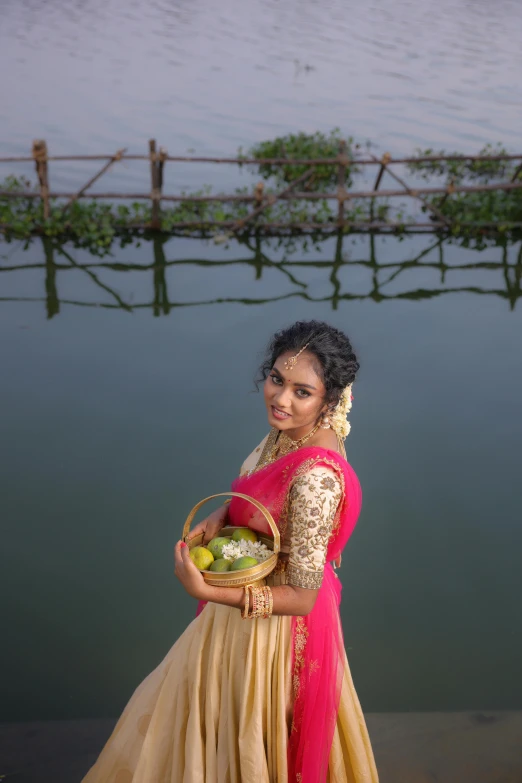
[239,436,342,590]
[285,467,342,589]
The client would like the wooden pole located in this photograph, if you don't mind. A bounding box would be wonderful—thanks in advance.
[253,181,264,239]
[254,181,264,207]
[149,139,163,230]
[3,180,522,204]
[369,152,452,228]
[2,152,522,166]
[33,140,50,220]
[370,152,390,222]
[373,152,389,192]
[60,148,126,214]
[510,162,522,183]
[158,146,167,196]
[230,166,316,233]
[438,178,455,210]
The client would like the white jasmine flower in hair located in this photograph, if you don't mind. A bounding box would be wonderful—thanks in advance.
[329,383,353,440]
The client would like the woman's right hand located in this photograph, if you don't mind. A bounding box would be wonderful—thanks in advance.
[186,504,228,546]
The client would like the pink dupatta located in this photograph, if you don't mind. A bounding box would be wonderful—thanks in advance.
[227,446,362,783]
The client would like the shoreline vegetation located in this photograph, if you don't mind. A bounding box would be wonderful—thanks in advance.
[1,130,522,256]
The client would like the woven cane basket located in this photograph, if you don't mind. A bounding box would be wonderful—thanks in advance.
[183,492,280,587]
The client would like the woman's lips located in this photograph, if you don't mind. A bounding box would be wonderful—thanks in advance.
[271,406,291,421]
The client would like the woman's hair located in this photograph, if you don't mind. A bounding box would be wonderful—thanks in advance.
[257,320,360,405]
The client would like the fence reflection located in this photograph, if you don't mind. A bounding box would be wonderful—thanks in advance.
[1,234,520,317]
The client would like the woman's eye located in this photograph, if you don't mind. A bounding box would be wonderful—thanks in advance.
[296,389,310,398]
[270,374,283,385]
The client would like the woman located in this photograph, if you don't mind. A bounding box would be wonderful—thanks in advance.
[82,320,379,783]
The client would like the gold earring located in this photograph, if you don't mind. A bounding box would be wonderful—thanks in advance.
[321,414,331,429]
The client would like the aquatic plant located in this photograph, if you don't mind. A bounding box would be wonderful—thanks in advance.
[1,134,522,254]
[247,128,361,190]
[0,176,384,256]
[407,143,522,245]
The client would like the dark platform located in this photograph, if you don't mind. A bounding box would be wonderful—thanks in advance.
[1,712,521,783]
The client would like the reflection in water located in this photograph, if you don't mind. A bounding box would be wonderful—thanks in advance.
[1,234,521,318]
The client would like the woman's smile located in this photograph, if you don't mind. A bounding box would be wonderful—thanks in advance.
[271,405,291,420]
[263,350,329,439]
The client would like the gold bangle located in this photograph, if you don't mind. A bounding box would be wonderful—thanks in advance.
[252,586,264,619]
[243,584,273,620]
[260,587,268,618]
[253,586,262,618]
[261,585,268,618]
[262,585,273,618]
[259,587,267,619]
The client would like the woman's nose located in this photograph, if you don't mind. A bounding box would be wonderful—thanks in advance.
[275,387,292,409]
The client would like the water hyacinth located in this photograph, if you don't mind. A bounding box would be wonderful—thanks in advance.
[221,539,272,563]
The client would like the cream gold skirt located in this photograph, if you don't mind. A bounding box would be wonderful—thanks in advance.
[82,597,378,783]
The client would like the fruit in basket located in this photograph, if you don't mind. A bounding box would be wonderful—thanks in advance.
[209,558,232,572]
[231,528,258,544]
[207,536,232,559]
[189,546,214,570]
[230,556,258,571]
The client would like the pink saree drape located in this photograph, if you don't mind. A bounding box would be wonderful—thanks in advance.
[200,446,362,783]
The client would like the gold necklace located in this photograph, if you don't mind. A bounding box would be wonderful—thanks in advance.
[251,423,321,474]
[276,422,321,456]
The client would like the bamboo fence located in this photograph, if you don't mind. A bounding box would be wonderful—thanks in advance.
[1,234,520,318]
[1,140,522,235]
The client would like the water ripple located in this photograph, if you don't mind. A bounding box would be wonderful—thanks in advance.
[1,0,521,183]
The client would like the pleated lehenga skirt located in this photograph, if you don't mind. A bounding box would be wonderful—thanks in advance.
[82,601,378,783]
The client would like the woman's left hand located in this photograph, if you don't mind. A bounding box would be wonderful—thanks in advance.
[174,541,209,600]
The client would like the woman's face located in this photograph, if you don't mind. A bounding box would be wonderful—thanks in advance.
[263,350,328,438]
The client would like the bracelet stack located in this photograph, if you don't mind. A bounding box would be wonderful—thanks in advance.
[242,584,273,619]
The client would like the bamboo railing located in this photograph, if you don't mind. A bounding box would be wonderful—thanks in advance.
[1,140,522,235]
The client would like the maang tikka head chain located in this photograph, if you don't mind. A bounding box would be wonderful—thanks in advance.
[283,342,310,371]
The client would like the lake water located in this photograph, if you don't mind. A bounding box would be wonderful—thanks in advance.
[1,0,522,722]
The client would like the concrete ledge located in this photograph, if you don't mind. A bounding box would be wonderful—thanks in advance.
[367,711,522,783]
[1,712,521,783]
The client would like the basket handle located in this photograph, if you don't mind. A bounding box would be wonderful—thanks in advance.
[182,492,280,555]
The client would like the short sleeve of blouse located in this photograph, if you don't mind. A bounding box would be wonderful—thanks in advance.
[286,466,342,590]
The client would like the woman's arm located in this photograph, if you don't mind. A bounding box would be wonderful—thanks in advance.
[185,502,229,545]
[174,541,318,616]
[285,468,341,591]
[174,466,341,617]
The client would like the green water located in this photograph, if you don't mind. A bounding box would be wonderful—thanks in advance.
[1,233,521,721]
[2,0,522,722]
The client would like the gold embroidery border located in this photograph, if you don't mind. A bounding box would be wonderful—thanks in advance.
[287,563,323,590]
[292,616,309,703]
